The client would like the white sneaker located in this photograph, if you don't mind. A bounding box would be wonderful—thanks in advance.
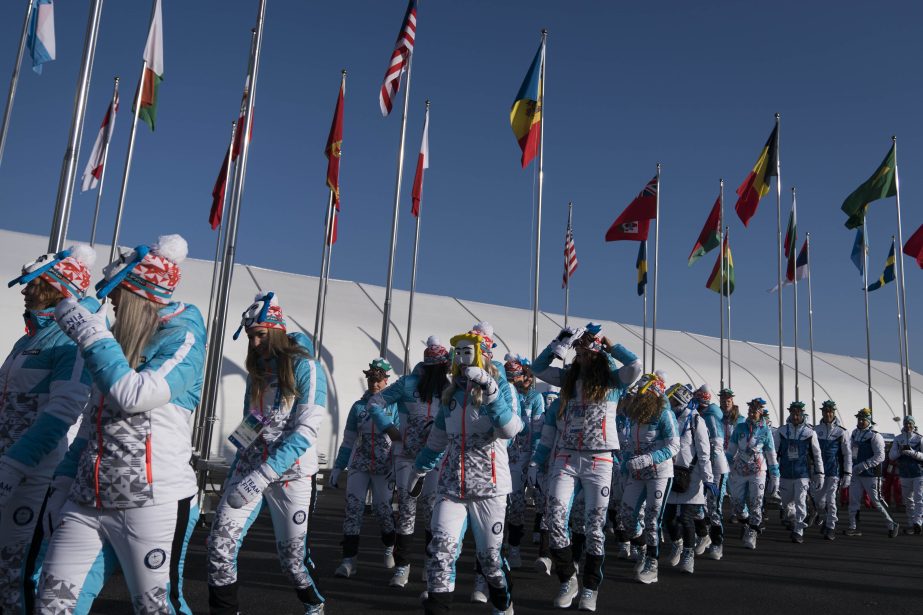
[419,591,428,603]
[636,557,658,584]
[742,527,757,550]
[703,544,723,560]
[334,557,357,578]
[678,548,694,574]
[694,534,711,555]
[389,565,410,588]
[614,542,630,560]
[667,540,683,567]
[507,546,522,569]
[383,546,395,569]
[470,574,488,603]
[577,588,598,612]
[553,574,579,608]
[304,604,325,615]
[535,556,552,575]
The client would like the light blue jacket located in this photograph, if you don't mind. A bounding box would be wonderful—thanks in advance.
[0,298,98,479]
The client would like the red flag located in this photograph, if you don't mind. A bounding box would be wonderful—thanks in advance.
[411,104,430,217]
[904,223,923,269]
[605,176,658,242]
[209,80,253,230]
[325,79,345,211]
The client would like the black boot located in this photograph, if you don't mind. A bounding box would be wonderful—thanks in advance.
[422,590,453,615]
[208,582,239,615]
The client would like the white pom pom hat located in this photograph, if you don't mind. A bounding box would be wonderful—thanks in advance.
[97,234,188,304]
[9,244,97,299]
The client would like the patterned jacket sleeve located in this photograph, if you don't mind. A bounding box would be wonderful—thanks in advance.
[334,402,359,470]
[650,408,680,465]
[532,345,565,387]
[80,325,204,414]
[262,357,327,476]
[762,427,780,476]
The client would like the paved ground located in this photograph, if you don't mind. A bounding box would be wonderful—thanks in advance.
[91,486,921,615]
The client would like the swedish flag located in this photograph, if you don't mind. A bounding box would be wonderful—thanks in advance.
[636,242,648,296]
[867,238,896,292]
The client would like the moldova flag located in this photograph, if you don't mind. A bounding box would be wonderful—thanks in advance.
[510,41,543,168]
[707,235,734,296]
[735,124,778,227]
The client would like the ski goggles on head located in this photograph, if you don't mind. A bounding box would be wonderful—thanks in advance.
[94,246,150,300]
[8,249,72,288]
[637,373,666,396]
[574,333,603,353]
[667,383,694,408]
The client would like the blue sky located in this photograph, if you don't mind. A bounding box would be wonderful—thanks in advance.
[0,0,920,371]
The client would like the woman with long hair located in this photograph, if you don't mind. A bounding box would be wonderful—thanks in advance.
[0,245,98,614]
[206,293,327,615]
[330,359,400,580]
[365,336,450,588]
[410,325,519,615]
[38,235,202,614]
[726,398,780,550]
[618,373,680,586]
[528,324,640,611]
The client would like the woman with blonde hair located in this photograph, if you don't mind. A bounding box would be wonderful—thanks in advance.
[528,324,640,611]
[207,293,327,615]
[38,235,202,614]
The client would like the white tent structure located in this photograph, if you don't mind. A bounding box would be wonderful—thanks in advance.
[1,228,917,473]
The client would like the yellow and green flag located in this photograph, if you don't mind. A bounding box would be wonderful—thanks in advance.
[706,235,734,296]
[842,143,896,229]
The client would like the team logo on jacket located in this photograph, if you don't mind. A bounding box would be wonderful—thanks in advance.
[144,548,167,570]
[12,506,33,525]
[293,510,307,525]
[492,522,503,535]
[655,490,663,499]
[20,349,40,356]
[601,486,610,497]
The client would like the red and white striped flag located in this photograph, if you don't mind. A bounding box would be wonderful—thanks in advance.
[563,222,578,288]
[379,0,417,117]
[410,103,429,217]
[80,92,119,192]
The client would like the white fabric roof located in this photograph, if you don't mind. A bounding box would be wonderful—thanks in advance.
[1,229,916,467]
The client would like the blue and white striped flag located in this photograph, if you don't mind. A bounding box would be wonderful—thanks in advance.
[27,0,55,75]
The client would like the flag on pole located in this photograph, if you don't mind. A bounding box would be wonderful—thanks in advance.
[510,41,543,168]
[735,124,779,227]
[636,241,648,296]
[379,0,417,117]
[605,176,658,242]
[80,92,119,192]
[326,79,345,209]
[27,0,55,74]
[410,104,429,217]
[841,143,897,229]
[209,80,251,230]
[707,236,734,296]
[563,219,578,288]
[851,226,865,275]
[783,208,797,282]
[135,0,164,131]
[867,239,896,292]
[688,195,721,265]
[903,223,923,269]
[794,239,809,281]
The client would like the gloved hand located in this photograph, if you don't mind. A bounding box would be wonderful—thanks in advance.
[407,469,427,498]
[464,367,498,404]
[627,454,653,472]
[812,474,825,492]
[841,473,851,489]
[227,465,277,509]
[43,475,73,534]
[328,468,343,489]
[0,457,26,509]
[368,392,387,409]
[549,327,585,360]
[851,462,864,476]
[54,298,111,349]
[527,463,540,489]
[703,482,720,499]
[766,474,779,497]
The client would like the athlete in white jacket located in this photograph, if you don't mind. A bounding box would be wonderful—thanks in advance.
[206,294,327,615]
[812,400,852,540]
[38,236,203,615]
[887,416,923,534]
[773,401,823,543]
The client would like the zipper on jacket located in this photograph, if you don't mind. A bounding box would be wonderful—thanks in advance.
[491,448,496,484]
[145,434,153,484]
[93,395,104,509]
[460,387,468,499]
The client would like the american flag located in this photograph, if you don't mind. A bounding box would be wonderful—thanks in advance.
[379,0,417,117]
[563,222,578,288]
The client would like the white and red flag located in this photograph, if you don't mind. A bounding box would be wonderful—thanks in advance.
[410,103,429,217]
[379,0,417,117]
[80,92,119,192]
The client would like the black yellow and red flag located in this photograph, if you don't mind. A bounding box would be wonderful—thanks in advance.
[735,124,779,227]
